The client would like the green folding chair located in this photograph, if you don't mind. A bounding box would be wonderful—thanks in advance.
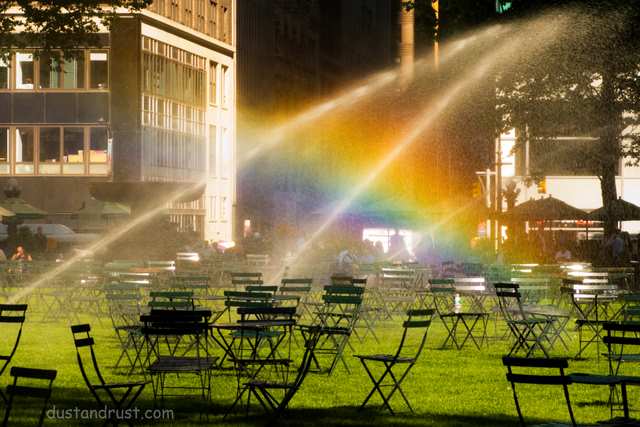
[2,367,57,427]
[503,357,575,427]
[355,309,433,415]
[0,304,27,404]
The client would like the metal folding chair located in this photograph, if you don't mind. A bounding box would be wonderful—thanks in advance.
[570,321,640,422]
[140,310,217,403]
[355,309,434,415]
[430,279,488,350]
[300,284,364,375]
[239,325,322,416]
[2,366,57,427]
[70,324,148,424]
[563,281,619,359]
[494,283,551,358]
[503,357,576,427]
[223,306,297,417]
[0,304,27,404]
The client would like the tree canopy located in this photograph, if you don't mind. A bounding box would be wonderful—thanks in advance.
[496,1,640,234]
[0,0,151,60]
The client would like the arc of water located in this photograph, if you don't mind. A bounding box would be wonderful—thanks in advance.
[239,24,505,168]
[273,15,567,280]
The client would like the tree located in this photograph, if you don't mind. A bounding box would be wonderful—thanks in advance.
[496,0,640,238]
[0,1,151,61]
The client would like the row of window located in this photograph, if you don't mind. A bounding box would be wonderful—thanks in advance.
[142,127,205,174]
[142,95,205,135]
[0,51,108,91]
[142,51,206,108]
[149,0,233,45]
[0,126,109,175]
[142,37,206,70]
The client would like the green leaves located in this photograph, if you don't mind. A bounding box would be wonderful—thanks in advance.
[0,1,152,61]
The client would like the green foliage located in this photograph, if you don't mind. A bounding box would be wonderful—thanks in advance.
[496,2,640,174]
[0,0,152,61]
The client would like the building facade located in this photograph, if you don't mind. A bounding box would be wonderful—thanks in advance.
[236,0,396,238]
[0,0,236,241]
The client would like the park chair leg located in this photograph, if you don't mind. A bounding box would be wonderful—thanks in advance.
[358,359,395,415]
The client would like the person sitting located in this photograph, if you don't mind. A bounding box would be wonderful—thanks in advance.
[11,245,32,261]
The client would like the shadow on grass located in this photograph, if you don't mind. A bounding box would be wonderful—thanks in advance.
[223,405,523,427]
[4,386,536,426]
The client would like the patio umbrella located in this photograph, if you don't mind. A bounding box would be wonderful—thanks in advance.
[0,206,15,219]
[73,199,131,218]
[588,198,640,222]
[506,196,588,221]
[0,196,47,220]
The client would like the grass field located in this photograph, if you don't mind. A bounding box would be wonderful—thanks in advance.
[1,297,634,426]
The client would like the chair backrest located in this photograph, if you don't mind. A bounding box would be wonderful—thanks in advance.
[146,260,176,271]
[453,277,486,293]
[246,254,270,267]
[236,306,297,322]
[3,366,57,427]
[70,324,109,394]
[280,278,312,295]
[502,356,575,427]
[510,277,551,304]
[493,283,527,322]
[231,272,263,288]
[394,309,434,361]
[603,321,640,376]
[330,275,353,286]
[0,304,28,376]
[319,285,364,329]
[245,285,278,293]
[428,279,456,314]
[140,310,211,358]
[148,290,195,310]
[223,290,275,310]
[381,268,415,289]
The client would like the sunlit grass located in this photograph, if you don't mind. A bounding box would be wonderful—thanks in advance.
[1,298,632,426]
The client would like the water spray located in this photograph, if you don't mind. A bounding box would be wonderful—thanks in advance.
[274,15,567,280]
[239,24,506,168]
[8,178,208,303]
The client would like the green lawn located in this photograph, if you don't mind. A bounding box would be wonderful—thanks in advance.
[1,298,633,426]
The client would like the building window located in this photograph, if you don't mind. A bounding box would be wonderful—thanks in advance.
[221,127,231,178]
[209,195,216,221]
[63,127,84,174]
[63,54,85,89]
[195,0,205,32]
[221,65,229,107]
[209,61,217,105]
[207,0,217,37]
[39,52,62,89]
[209,125,216,176]
[170,0,180,21]
[222,5,230,43]
[15,127,34,174]
[39,127,61,174]
[0,128,9,174]
[16,53,34,89]
[90,127,108,174]
[220,196,227,221]
[0,58,8,89]
[89,52,108,89]
[183,0,193,27]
